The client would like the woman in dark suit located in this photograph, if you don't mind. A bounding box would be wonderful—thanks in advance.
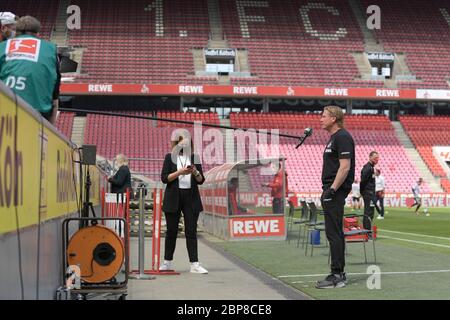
[159,132,208,274]
[108,154,132,194]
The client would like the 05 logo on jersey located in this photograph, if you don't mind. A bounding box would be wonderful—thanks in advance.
[6,38,41,62]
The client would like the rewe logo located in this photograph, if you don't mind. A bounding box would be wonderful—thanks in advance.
[88,84,113,93]
[179,85,204,94]
[324,88,348,96]
[230,217,284,238]
[233,86,258,95]
[6,38,41,62]
[376,89,399,97]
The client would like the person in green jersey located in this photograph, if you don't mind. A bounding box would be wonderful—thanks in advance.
[0,16,61,124]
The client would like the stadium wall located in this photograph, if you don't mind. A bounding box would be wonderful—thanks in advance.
[0,82,104,299]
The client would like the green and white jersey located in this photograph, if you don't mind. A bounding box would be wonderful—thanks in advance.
[0,34,59,113]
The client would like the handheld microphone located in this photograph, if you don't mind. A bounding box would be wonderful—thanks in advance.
[295,128,313,149]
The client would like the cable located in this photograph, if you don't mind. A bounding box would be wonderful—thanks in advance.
[59,108,306,142]
[13,92,24,300]
[77,148,83,217]
[71,147,82,215]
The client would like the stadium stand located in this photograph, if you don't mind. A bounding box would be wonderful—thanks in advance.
[2,0,447,193]
[219,0,376,87]
[231,113,428,192]
[55,111,75,140]
[399,115,450,177]
[157,111,221,127]
[4,0,449,89]
[83,112,222,178]
[361,0,450,89]
[50,111,435,193]
[66,0,216,84]
[1,0,59,40]
[441,178,450,193]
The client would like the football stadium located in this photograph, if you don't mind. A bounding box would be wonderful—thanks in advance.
[1,0,450,303]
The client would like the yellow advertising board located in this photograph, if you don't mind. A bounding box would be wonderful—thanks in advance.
[0,85,101,235]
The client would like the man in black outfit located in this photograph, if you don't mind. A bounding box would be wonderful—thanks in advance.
[316,106,355,289]
[360,151,379,231]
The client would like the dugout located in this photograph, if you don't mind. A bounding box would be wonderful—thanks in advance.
[199,158,287,241]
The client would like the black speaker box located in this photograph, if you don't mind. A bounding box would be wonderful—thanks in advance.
[82,145,97,165]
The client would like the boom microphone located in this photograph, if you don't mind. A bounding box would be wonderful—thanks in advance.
[295,128,313,149]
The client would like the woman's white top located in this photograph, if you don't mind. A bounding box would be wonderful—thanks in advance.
[177,154,192,189]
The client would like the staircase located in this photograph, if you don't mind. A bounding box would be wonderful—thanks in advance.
[352,52,373,80]
[51,0,71,46]
[207,0,224,42]
[220,118,255,191]
[192,49,207,74]
[392,122,443,192]
[236,49,250,74]
[220,118,236,163]
[348,0,386,83]
[349,0,417,85]
[348,0,385,52]
[71,116,86,147]
[218,75,230,85]
[391,53,416,81]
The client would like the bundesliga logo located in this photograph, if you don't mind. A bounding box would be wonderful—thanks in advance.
[6,38,41,62]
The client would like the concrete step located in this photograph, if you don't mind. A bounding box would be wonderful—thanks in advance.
[208,40,229,48]
[220,119,237,163]
[392,122,443,192]
[208,0,224,41]
[348,0,385,52]
[236,49,250,72]
[392,53,415,78]
[71,117,87,146]
[352,52,372,79]
[52,0,71,43]
[191,49,206,73]
[218,75,230,85]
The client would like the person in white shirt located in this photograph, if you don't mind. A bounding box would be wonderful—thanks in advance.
[410,178,428,216]
[351,179,362,210]
[375,169,385,219]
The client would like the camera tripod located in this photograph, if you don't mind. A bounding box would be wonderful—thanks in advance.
[81,166,97,228]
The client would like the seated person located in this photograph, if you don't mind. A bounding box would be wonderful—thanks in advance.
[228,178,250,215]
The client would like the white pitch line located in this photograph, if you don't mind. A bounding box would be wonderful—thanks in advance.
[379,235,450,248]
[379,229,450,241]
[278,270,450,279]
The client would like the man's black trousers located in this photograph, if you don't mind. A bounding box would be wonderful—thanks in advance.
[375,193,384,217]
[164,189,200,263]
[322,187,351,274]
[362,190,375,230]
[272,198,283,214]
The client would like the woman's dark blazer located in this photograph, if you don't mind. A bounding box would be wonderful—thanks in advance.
[161,152,205,213]
[108,165,132,193]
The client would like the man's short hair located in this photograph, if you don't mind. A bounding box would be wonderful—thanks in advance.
[16,16,41,34]
[369,151,379,157]
[324,106,345,128]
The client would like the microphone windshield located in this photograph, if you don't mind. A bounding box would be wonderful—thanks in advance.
[304,128,313,137]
